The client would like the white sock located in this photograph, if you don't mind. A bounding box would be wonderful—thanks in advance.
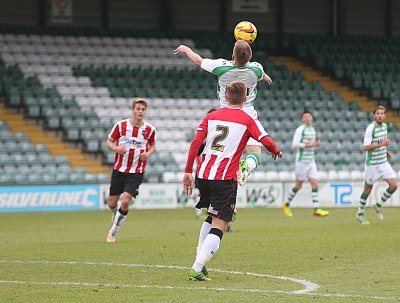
[109,210,127,236]
[195,208,203,217]
[193,233,220,272]
[196,221,211,256]
[311,190,319,209]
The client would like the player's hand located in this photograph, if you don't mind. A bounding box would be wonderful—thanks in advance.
[381,138,391,147]
[174,45,190,55]
[183,173,194,196]
[140,152,150,160]
[263,73,273,85]
[315,139,321,147]
[387,151,392,160]
[307,140,318,147]
[115,146,127,155]
[271,151,283,160]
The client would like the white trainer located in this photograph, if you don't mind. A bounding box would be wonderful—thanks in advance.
[374,204,384,221]
[356,213,370,225]
[106,233,115,243]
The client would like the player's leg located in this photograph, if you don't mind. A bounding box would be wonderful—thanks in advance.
[283,162,308,217]
[188,180,236,281]
[282,179,302,217]
[107,173,143,242]
[238,142,262,186]
[189,216,228,281]
[356,183,373,224]
[309,178,329,217]
[106,170,124,242]
[194,179,212,257]
[357,166,379,224]
[238,116,265,186]
[375,177,398,221]
[108,195,120,223]
[108,170,123,216]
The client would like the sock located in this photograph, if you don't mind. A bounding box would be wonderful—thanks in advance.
[109,208,128,236]
[245,152,260,173]
[357,192,369,215]
[192,228,223,272]
[195,208,203,218]
[378,188,394,207]
[285,187,298,207]
[196,217,212,256]
[311,188,319,210]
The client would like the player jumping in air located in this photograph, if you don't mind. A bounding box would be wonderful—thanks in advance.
[175,40,273,186]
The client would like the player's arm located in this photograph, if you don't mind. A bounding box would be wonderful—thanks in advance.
[106,138,126,155]
[364,139,390,151]
[173,45,204,66]
[185,130,207,174]
[262,72,273,85]
[106,124,126,154]
[260,136,282,159]
[291,127,306,149]
[363,126,390,151]
[183,130,207,195]
[247,119,282,159]
[140,143,156,160]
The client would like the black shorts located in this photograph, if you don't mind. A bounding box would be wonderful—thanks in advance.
[196,178,238,222]
[109,169,143,197]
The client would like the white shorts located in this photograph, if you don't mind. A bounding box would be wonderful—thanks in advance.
[242,106,264,147]
[364,162,396,185]
[295,161,318,181]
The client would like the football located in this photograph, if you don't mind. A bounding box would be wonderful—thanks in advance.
[234,21,257,44]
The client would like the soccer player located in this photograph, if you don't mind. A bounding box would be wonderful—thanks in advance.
[183,81,282,281]
[195,108,234,232]
[282,110,329,218]
[356,105,397,225]
[174,40,273,186]
[105,98,156,243]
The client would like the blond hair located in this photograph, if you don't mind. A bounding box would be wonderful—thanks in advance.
[132,97,148,109]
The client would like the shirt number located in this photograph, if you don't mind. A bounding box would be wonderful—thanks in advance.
[211,125,229,152]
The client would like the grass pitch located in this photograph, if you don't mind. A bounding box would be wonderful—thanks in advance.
[0,207,399,302]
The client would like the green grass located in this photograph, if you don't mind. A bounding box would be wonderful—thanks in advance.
[0,207,399,302]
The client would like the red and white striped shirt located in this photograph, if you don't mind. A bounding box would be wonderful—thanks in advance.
[108,119,156,174]
[185,108,278,181]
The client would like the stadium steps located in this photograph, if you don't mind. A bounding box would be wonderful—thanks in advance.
[269,56,400,126]
[0,108,109,174]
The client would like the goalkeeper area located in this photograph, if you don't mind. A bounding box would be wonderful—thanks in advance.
[0,208,399,303]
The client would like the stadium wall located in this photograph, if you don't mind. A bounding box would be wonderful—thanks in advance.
[1,181,399,213]
[341,0,385,36]
[0,0,399,36]
[393,0,400,36]
[283,0,331,34]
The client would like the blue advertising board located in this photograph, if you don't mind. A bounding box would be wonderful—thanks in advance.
[0,184,100,213]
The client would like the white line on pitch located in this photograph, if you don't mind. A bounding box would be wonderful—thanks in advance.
[0,279,399,301]
[2,260,399,301]
[0,259,317,294]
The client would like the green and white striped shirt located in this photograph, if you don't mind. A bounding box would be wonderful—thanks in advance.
[292,124,317,163]
[364,122,388,166]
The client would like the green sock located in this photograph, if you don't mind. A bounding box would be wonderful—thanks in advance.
[245,152,260,173]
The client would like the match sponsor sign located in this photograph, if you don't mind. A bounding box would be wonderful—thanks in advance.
[283,181,400,207]
[0,184,100,212]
